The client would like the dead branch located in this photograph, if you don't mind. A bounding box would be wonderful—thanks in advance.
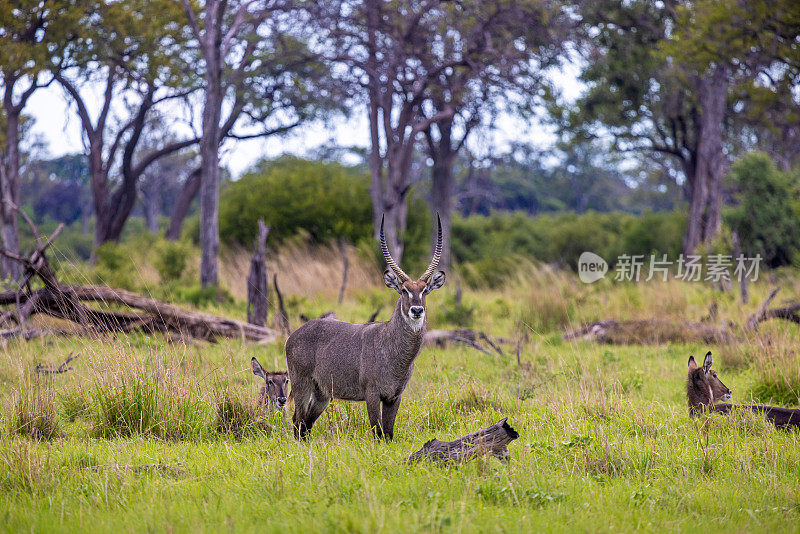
[272,274,291,335]
[407,418,519,464]
[35,352,79,374]
[744,287,800,331]
[424,328,506,355]
[367,306,382,323]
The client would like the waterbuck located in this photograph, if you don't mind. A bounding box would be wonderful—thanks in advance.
[285,215,446,439]
[686,352,732,416]
[251,357,289,409]
[687,351,800,429]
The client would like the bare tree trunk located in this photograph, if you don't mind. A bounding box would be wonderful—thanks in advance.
[166,167,201,241]
[683,66,728,255]
[142,172,161,234]
[0,99,21,280]
[198,20,223,289]
[247,220,269,326]
[427,120,456,269]
[338,237,348,304]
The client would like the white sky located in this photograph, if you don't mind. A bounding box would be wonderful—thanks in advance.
[25,61,584,177]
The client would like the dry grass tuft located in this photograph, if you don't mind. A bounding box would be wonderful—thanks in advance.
[8,385,61,441]
[215,391,270,439]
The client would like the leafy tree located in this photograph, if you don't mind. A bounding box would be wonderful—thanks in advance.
[562,0,734,255]
[178,0,342,287]
[0,0,83,278]
[725,152,800,267]
[53,0,195,249]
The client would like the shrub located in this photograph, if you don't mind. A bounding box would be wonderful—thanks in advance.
[154,240,192,282]
[93,242,136,289]
[219,156,372,246]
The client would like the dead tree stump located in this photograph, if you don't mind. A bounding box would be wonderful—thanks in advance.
[407,418,519,464]
[247,220,270,326]
[272,274,291,335]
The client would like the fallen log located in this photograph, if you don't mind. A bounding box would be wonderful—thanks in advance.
[563,319,734,345]
[0,285,278,342]
[407,418,519,464]
[0,219,277,343]
[423,328,506,355]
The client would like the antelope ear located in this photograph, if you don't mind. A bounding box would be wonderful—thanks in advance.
[687,356,697,371]
[384,269,403,294]
[426,271,446,293]
[251,357,266,379]
[702,351,713,374]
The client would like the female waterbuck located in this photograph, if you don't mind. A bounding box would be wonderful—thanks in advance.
[251,357,290,409]
[687,351,800,429]
[285,215,446,439]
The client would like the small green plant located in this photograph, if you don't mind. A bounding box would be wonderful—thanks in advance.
[93,242,136,289]
[154,240,192,282]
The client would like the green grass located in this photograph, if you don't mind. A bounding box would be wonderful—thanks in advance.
[1,276,800,532]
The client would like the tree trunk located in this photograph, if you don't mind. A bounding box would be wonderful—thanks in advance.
[142,173,160,233]
[199,28,223,288]
[380,157,410,262]
[166,167,201,240]
[0,100,21,280]
[683,66,728,255]
[247,220,269,326]
[427,122,455,269]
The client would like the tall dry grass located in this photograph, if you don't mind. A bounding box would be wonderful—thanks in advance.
[220,241,380,300]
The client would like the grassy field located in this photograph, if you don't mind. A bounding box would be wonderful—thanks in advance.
[1,263,800,533]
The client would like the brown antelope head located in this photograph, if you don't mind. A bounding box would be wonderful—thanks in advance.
[380,214,446,331]
[251,357,289,408]
[687,351,732,414]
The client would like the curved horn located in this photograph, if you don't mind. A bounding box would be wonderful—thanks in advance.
[380,215,410,282]
[420,214,442,282]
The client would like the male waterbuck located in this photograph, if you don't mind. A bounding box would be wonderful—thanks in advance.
[285,215,446,439]
[251,357,290,409]
[687,351,800,429]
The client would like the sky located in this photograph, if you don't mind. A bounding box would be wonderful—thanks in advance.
[24,61,584,178]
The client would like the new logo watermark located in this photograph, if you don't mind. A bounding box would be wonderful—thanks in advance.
[578,251,608,283]
[576,252,762,284]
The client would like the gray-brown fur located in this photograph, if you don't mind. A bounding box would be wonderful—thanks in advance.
[251,357,289,409]
[285,215,445,440]
[687,352,800,429]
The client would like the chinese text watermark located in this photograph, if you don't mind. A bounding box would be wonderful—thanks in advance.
[578,252,761,284]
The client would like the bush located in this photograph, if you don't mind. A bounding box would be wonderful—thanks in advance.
[154,240,192,282]
[218,156,373,246]
[725,152,800,267]
[93,242,136,289]
[451,210,686,276]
